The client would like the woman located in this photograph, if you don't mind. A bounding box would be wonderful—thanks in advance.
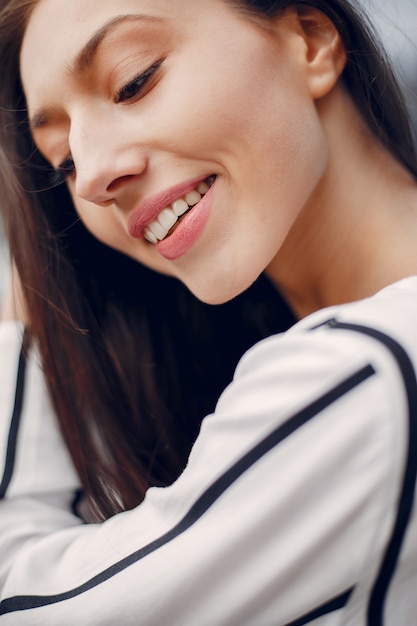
[0,0,416,624]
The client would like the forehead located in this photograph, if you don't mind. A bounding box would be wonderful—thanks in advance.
[20,0,203,101]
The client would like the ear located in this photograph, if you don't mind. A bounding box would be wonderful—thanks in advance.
[293,6,347,100]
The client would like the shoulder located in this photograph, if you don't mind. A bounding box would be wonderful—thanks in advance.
[210,279,417,465]
[234,276,417,388]
[213,277,417,503]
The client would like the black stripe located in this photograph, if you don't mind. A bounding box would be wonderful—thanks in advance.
[0,345,26,499]
[325,319,417,626]
[0,363,375,615]
[70,489,85,521]
[283,588,354,626]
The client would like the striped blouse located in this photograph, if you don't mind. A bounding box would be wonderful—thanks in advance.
[0,277,416,625]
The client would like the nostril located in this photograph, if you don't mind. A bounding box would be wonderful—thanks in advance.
[107,174,138,194]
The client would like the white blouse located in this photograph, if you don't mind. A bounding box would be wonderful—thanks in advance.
[1,278,416,625]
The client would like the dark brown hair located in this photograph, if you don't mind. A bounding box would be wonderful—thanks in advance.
[0,0,415,520]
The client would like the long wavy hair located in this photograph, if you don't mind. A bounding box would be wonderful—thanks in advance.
[0,0,415,520]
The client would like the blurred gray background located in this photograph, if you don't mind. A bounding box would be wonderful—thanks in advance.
[368,0,417,140]
[0,0,416,307]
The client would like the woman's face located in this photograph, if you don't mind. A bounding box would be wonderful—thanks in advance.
[20,0,328,304]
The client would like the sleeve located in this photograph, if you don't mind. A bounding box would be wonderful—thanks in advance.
[0,322,409,625]
[0,322,83,592]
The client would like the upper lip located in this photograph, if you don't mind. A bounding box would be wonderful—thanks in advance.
[127,175,210,238]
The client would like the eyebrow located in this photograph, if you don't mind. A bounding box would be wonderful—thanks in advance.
[29,13,164,130]
[73,14,164,75]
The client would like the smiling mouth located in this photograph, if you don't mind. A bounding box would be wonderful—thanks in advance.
[144,175,216,244]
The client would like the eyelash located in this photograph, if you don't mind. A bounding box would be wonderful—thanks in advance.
[115,59,163,104]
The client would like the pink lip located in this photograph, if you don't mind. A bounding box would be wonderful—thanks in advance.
[156,176,216,260]
[127,175,210,238]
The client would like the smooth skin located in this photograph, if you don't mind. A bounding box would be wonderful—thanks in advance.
[15,0,417,319]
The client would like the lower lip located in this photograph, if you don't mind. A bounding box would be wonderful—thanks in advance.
[156,179,216,261]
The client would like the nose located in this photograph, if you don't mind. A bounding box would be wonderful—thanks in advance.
[69,117,148,206]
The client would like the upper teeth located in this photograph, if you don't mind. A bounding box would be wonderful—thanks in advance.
[144,180,211,244]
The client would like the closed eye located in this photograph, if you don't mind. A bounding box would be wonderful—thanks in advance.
[48,156,76,188]
[115,59,163,104]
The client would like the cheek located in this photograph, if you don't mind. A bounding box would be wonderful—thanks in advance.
[267,99,328,197]
[154,33,325,194]
[145,29,292,154]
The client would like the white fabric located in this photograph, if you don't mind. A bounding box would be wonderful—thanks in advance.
[0,278,416,625]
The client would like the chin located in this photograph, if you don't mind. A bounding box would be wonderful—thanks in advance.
[186,275,259,306]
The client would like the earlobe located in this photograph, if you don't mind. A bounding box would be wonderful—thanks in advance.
[296,7,347,100]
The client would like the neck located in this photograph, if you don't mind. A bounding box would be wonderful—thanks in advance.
[266,84,417,319]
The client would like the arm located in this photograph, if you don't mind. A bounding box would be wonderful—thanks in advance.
[0,322,83,594]
[0,322,410,625]
[0,265,84,597]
